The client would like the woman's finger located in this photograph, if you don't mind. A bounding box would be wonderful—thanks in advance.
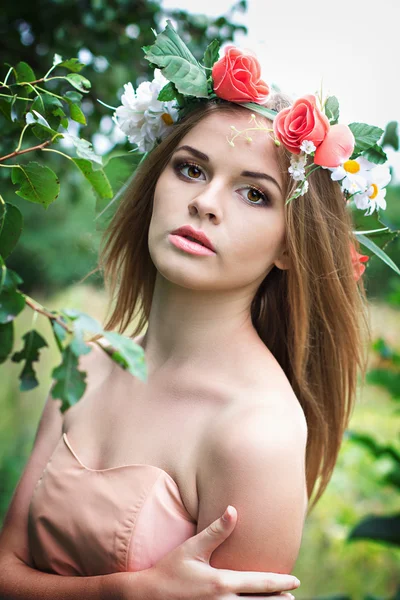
[216,568,300,595]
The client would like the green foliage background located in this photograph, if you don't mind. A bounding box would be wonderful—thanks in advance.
[1,1,399,599]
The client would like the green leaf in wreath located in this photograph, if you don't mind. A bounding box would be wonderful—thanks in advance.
[355,232,400,276]
[324,96,340,125]
[202,39,220,71]
[0,202,23,259]
[157,82,178,102]
[51,344,89,412]
[143,20,208,98]
[381,121,399,151]
[72,158,113,199]
[362,144,387,165]
[0,321,14,364]
[0,288,26,324]
[241,102,278,120]
[11,329,49,391]
[11,162,60,208]
[349,122,384,154]
[66,73,91,93]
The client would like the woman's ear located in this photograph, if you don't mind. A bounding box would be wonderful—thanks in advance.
[274,247,290,271]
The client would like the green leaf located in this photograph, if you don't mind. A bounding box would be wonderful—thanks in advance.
[51,344,89,412]
[11,162,60,208]
[66,134,103,167]
[101,331,147,381]
[15,61,36,83]
[31,95,66,131]
[69,103,87,125]
[241,102,278,120]
[0,321,14,364]
[348,513,400,546]
[51,318,68,345]
[157,82,178,102]
[66,73,91,93]
[324,96,339,125]
[26,107,62,141]
[0,202,23,259]
[202,39,220,71]
[26,110,52,129]
[57,58,86,73]
[349,122,384,154]
[143,20,208,98]
[0,289,26,324]
[0,264,24,295]
[11,329,49,391]
[381,121,399,151]
[362,144,387,164]
[0,95,14,121]
[65,91,83,104]
[356,232,400,276]
[72,158,113,199]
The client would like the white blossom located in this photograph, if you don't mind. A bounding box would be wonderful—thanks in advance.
[300,140,316,154]
[113,69,179,153]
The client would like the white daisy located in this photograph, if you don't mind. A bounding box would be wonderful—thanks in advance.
[329,157,375,195]
[354,164,391,215]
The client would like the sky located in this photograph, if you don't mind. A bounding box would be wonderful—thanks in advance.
[159,0,400,178]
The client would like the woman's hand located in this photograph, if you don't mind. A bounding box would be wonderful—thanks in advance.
[123,505,301,600]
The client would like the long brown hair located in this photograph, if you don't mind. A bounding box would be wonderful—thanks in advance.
[87,97,370,512]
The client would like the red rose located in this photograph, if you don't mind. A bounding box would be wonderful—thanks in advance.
[212,46,270,104]
[273,95,330,154]
[350,242,369,281]
[313,124,355,168]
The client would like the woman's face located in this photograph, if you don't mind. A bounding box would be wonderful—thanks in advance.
[148,110,289,294]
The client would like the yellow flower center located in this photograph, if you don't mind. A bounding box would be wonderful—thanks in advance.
[369,183,379,199]
[343,160,360,174]
[161,113,174,126]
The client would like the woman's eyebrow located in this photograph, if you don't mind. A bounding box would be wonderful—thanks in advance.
[173,145,282,194]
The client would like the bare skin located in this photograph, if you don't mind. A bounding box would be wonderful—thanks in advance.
[0,111,307,597]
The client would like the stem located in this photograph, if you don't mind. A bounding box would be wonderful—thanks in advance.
[35,85,65,101]
[0,92,31,101]
[15,122,31,153]
[23,294,73,335]
[0,139,53,162]
[2,67,13,87]
[41,147,72,160]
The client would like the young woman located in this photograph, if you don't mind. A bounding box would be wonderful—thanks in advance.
[0,26,376,599]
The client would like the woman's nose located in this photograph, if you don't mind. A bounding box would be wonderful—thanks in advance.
[187,181,225,221]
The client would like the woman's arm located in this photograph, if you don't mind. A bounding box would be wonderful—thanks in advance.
[196,397,308,574]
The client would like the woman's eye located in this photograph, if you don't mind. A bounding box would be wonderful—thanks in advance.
[176,162,205,180]
[240,187,270,207]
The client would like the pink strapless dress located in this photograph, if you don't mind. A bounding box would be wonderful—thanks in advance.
[28,433,197,576]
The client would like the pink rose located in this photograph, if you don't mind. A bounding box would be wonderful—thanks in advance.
[273,95,330,154]
[350,242,369,281]
[212,46,270,104]
[314,124,355,168]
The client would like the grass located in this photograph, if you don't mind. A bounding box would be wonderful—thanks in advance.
[1,285,399,598]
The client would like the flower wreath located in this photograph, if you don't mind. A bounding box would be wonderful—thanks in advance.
[112,21,400,281]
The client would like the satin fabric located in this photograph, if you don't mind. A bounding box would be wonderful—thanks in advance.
[28,433,197,576]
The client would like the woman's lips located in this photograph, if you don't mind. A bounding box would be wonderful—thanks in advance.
[168,234,216,256]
